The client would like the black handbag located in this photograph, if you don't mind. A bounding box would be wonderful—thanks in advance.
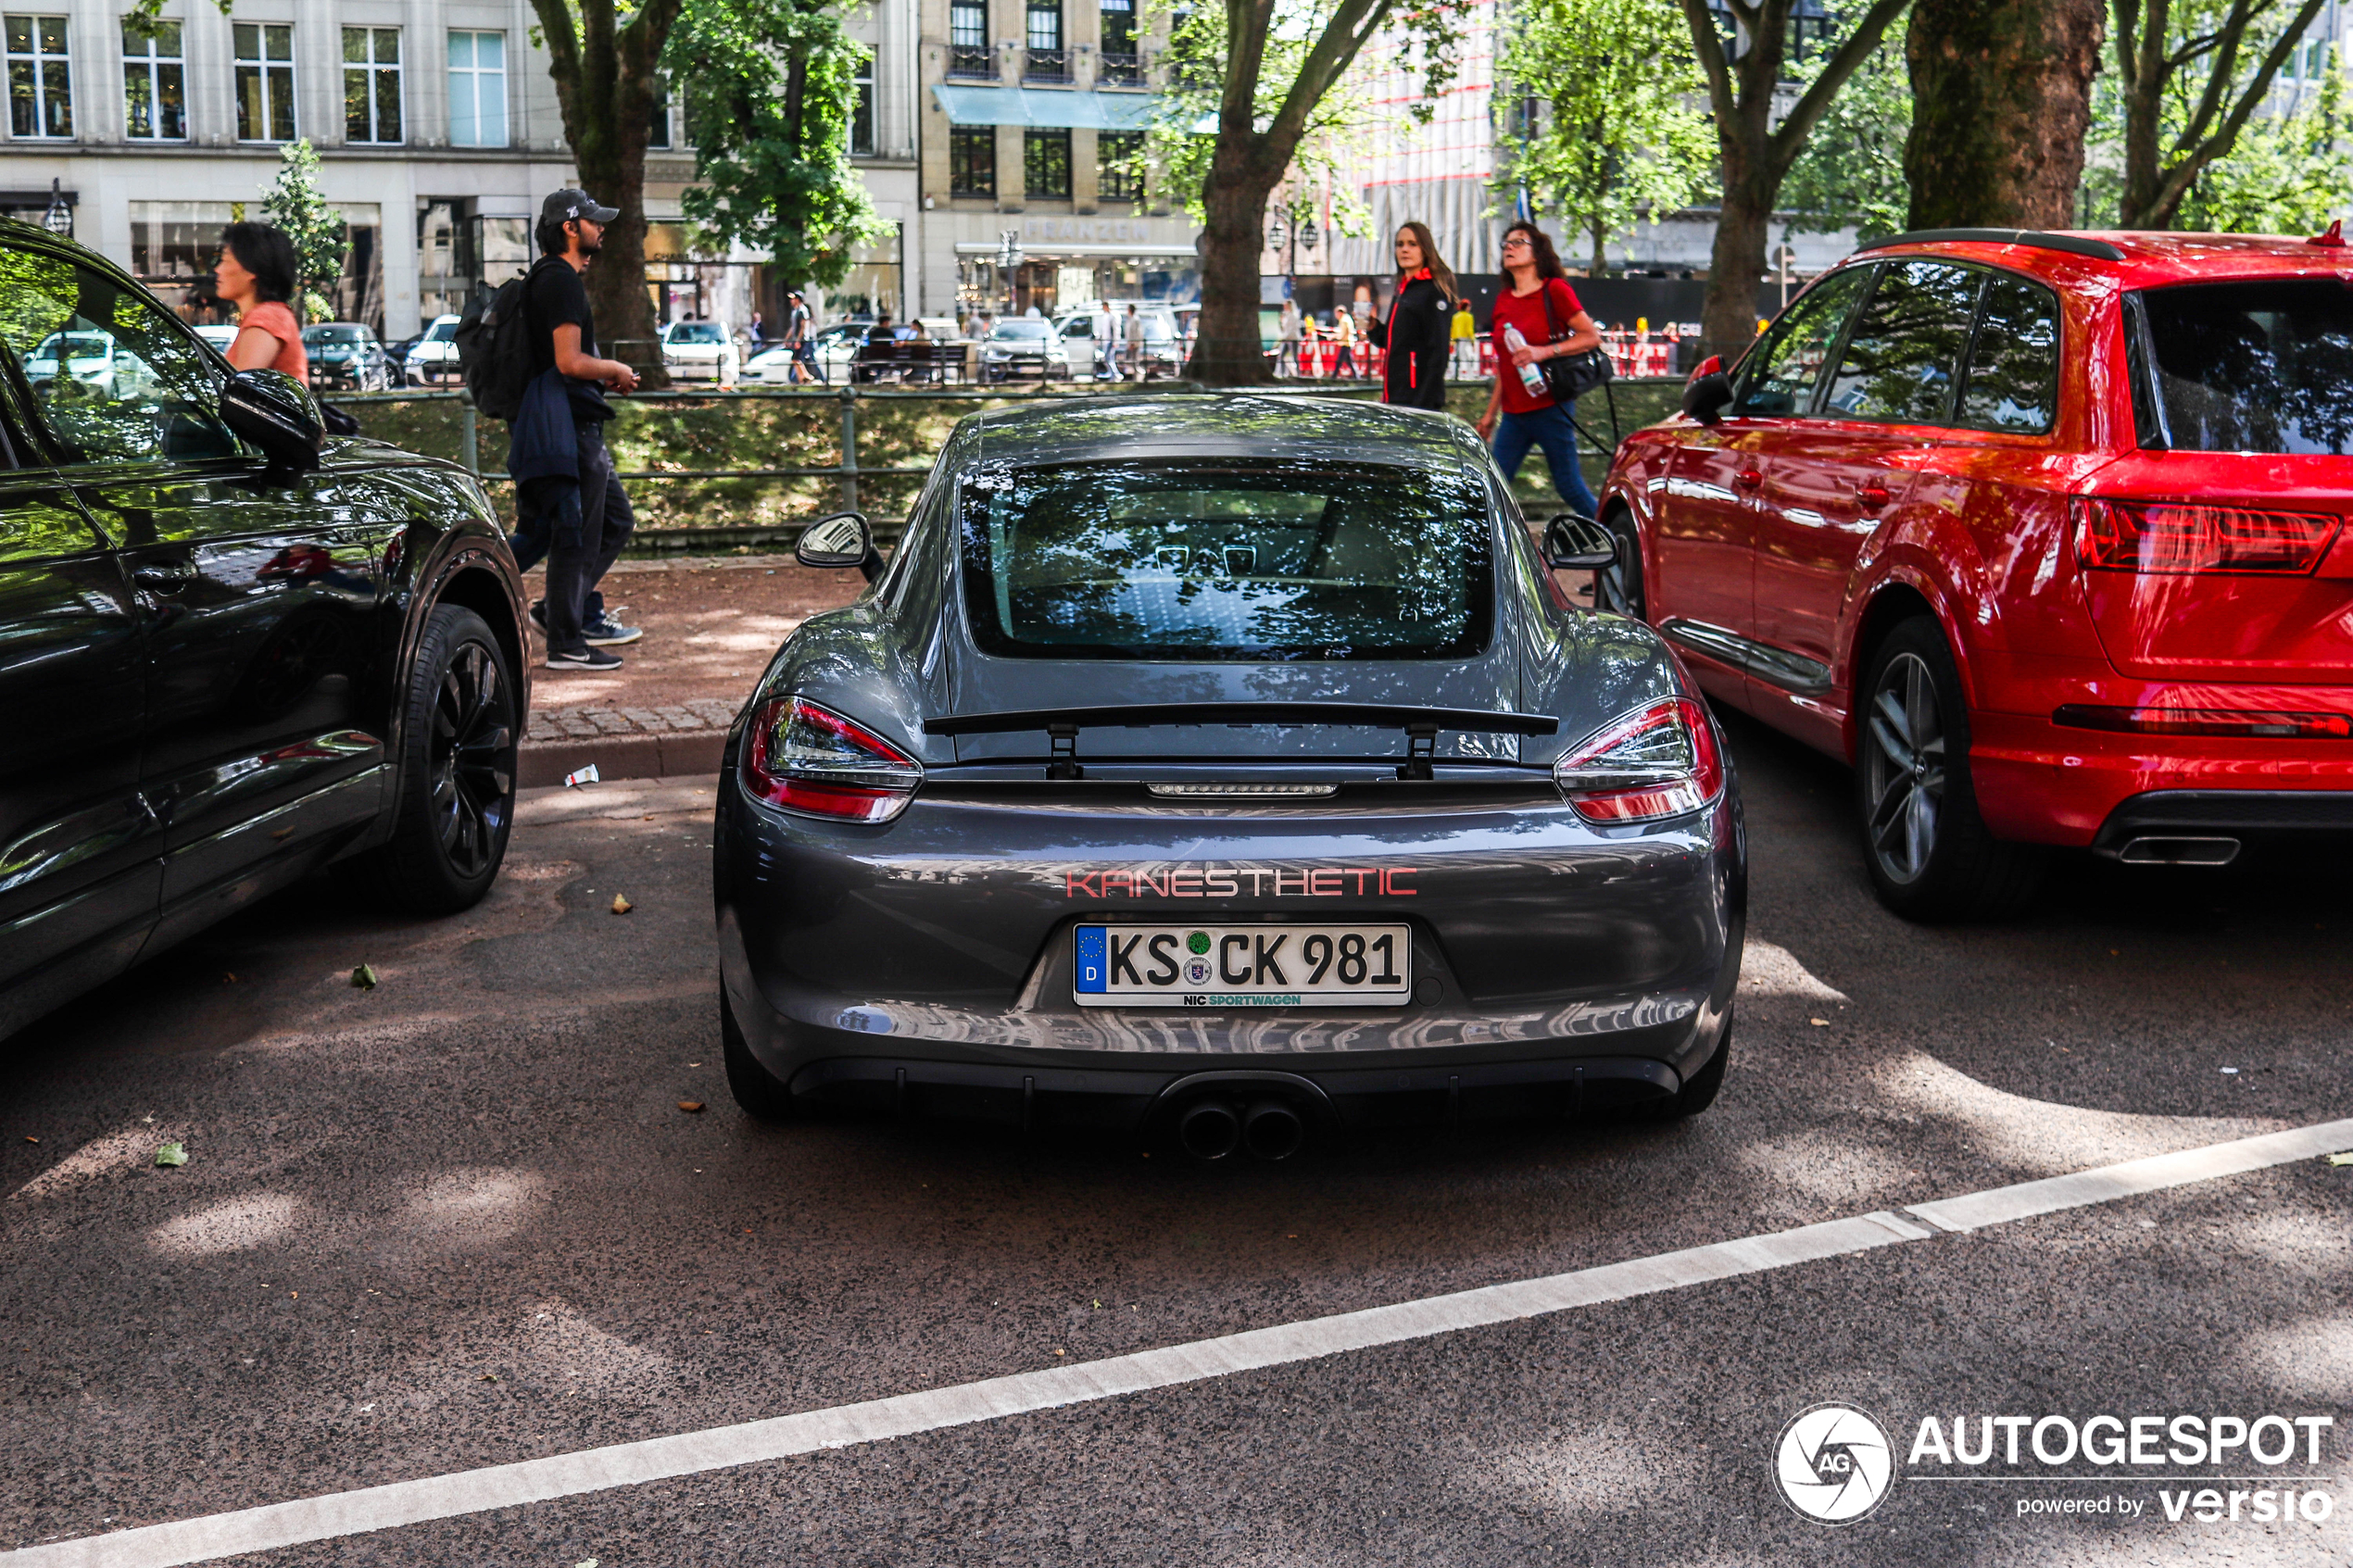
[1539,280,1614,404]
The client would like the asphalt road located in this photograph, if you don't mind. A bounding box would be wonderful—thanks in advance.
[4,710,2349,1566]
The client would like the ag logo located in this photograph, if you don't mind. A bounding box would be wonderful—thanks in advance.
[1774,1402,1894,1524]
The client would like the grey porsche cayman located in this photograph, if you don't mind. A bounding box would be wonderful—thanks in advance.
[713,396,1743,1157]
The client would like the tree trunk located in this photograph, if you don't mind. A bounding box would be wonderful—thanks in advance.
[1702,158,1774,363]
[1191,169,1276,384]
[576,135,664,384]
[1903,0,2104,229]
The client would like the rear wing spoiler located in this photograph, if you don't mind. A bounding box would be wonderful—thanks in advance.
[925,703,1558,781]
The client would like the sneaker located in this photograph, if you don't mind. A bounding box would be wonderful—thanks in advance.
[545,646,623,671]
[583,611,643,646]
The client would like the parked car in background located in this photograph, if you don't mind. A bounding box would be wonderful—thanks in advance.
[23,329,120,393]
[1603,226,2353,921]
[302,321,395,392]
[660,319,741,383]
[0,218,527,1043]
[404,314,462,384]
[194,324,238,356]
[981,318,1084,381]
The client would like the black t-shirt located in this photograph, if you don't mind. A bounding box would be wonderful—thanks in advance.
[524,256,610,421]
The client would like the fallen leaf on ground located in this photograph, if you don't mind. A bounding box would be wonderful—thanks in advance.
[23,1135,36,1144]
[350,964,378,989]
[1809,1018,1829,1026]
[678,1101,705,1113]
[479,1373,498,1383]
[610,894,634,915]
[154,1142,188,1168]
[2327,1152,2353,1167]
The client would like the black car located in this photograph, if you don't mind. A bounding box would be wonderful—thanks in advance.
[301,321,394,392]
[0,220,528,1040]
[714,397,1743,1153]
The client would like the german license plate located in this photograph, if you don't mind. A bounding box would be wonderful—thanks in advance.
[1074,923,1412,1009]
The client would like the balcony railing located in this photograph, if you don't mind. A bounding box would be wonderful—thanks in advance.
[947,44,996,79]
[1023,46,1071,83]
[1097,48,1145,86]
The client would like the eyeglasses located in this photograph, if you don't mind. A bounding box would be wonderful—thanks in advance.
[1501,235,1531,249]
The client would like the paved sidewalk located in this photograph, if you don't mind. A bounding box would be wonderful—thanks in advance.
[517,555,861,786]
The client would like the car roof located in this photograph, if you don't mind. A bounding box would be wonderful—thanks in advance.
[1853,228,2353,288]
[963,394,1480,471]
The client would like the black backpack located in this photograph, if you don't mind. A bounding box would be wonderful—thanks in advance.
[455,266,535,420]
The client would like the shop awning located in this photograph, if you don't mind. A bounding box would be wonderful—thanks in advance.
[929,85,1164,131]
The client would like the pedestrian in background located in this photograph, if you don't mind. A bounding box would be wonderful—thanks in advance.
[1451,296,1478,378]
[786,291,821,384]
[1366,220,1456,410]
[1277,296,1301,379]
[1476,220,1604,520]
[1331,306,1359,378]
[748,310,766,353]
[213,222,307,382]
[1123,303,1148,382]
[1095,297,1120,381]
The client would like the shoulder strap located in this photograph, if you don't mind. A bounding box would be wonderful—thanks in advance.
[1541,279,1566,343]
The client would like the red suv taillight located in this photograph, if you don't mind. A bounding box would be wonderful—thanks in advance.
[1554,696,1725,823]
[2052,705,2353,739]
[2073,497,2340,574]
[742,696,923,822]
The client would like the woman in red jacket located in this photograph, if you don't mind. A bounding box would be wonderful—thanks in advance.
[1475,221,1604,517]
[1366,220,1457,409]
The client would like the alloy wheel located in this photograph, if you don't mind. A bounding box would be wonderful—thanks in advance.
[428,642,513,878]
[1863,651,1944,884]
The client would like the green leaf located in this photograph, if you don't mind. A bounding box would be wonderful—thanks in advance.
[154,1142,188,1167]
[350,963,379,989]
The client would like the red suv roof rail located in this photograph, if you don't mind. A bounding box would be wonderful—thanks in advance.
[1855,228,2127,262]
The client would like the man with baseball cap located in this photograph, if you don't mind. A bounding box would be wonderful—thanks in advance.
[523,186,643,671]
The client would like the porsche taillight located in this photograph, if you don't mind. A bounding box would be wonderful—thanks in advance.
[742,696,923,822]
[2073,497,2340,575]
[1554,696,1724,823]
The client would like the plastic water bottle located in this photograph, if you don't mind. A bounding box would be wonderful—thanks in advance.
[1503,323,1547,396]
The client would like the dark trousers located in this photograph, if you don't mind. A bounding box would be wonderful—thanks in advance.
[525,421,634,654]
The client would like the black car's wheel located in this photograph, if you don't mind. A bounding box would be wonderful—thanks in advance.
[1855,616,2043,921]
[722,989,795,1122]
[1656,1010,1730,1120]
[357,604,517,913]
[1595,507,1646,620]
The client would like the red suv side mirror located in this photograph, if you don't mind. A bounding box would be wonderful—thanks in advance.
[1680,362,1734,426]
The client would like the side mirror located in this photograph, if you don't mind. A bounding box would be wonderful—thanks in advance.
[1541,513,1618,571]
[221,370,324,474]
[1680,369,1734,427]
[796,510,884,583]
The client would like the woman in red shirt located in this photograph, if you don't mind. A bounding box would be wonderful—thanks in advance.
[213,222,308,383]
[1475,221,1603,517]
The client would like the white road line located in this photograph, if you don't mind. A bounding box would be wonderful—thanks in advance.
[13,1115,2352,1568]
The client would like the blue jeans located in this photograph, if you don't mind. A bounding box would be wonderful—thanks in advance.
[1492,401,1598,518]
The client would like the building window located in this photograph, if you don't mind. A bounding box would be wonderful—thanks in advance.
[121,19,183,141]
[850,52,873,155]
[647,76,670,148]
[343,26,400,144]
[949,125,994,197]
[234,21,294,142]
[1098,130,1141,201]
[1024,0,1065,80]
[6,14,71,139]
[1025,127,1070,199]
[447,30,505,147]
[1099,0,1140,83]
[949,0,990,78]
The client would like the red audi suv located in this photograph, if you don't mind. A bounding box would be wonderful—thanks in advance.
[1597,226,2353,919]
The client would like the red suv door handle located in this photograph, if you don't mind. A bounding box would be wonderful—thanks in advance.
[1856,481,1894,508]
[1734,468,1764,491]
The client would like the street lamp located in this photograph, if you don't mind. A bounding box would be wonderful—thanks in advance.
[1266,212,1288,254]
[42,178,70,235]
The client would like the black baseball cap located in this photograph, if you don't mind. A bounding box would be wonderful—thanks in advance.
[541,187,620,226]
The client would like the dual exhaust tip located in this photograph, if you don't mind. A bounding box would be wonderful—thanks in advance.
[1176,1097,1305,1161]
[2114,835,2240,866]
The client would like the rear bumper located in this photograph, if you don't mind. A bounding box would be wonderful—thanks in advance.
[781,1053,1689,1135]
[2089,789,2353,860]
[713,771,1744,1123]
[1971,708,2353,846]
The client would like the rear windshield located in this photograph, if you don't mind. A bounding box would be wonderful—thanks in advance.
[671,323,724,343]
[2135,278,2353,454]
[990,321,1051,340]
[959,461,1494,661]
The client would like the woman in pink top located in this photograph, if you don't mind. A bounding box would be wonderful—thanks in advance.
[213,221,308,383]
